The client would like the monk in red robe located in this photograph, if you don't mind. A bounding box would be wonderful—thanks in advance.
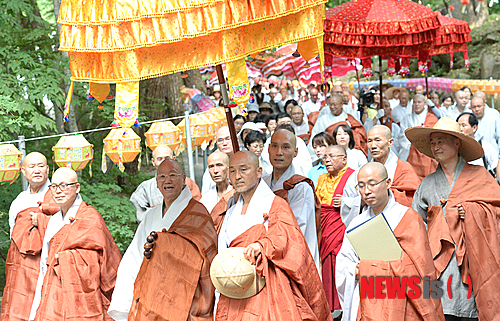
[29,167,121,321]
[216,151,332,321]
[315,145,355,313]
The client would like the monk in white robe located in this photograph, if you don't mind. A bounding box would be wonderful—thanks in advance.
[470,96,500,154]
[202,126,235,195]
[200,151,233,213]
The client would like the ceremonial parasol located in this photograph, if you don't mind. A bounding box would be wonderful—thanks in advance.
[58,0,326,153]
[324,0,441,97]
[429,12,471,66]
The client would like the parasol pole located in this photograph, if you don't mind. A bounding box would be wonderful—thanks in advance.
[290,63,299,80]
[425,71,430,99]
[379,56,384,105]
[216,64,239,153]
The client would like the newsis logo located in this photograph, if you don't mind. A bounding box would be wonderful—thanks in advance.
[359,275,472,300]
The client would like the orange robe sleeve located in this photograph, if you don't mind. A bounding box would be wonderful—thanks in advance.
[407,113,438,180]
[358,209,445,321]
[325,114,368,156]
[216,197,333,321]
[426,164,500,321]
[128,199,218,321]
[185,177,202,201]
[390,159,421,207]
[210,189,235,234]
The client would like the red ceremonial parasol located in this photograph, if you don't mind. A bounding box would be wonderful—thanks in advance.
[430,12,471,67]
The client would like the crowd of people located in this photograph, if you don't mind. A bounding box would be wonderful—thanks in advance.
[3,81,500,321]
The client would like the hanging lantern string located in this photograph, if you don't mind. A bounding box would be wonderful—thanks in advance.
[0,115,186,145]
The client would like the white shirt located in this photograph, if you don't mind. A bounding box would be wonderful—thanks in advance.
[30,194,82,321]
[108,187,192,321]
[391,104,410,124]
[301,100,322,116]
[336,193,407,321]
[341,150,399,228]
[389,98,400,109]
[343,101,360,122]
[397,109,428,161]
[476,107,500,154]
[292,119,309,136]
[262,164,320,273]
[469,134,498,171]
[261,134,312,177]
[200,183,233,213]
[442,103,471,120]
[202,167,216,196]
[9,179,50,236]
[346,148,368,171]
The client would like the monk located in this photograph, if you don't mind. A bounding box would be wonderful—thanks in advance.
[398,94,438,180]
[336,163,444,321]
[408,117,500,321]
[216,151,332,321]
[262,125,321,272]
[1,153,59,321]
[29,167,121,321]
[108,159,217,321]
[130,144,201,223]
[341,125,421,228]
[309,94,367,158]
[200,151,234,213]
[315,145,355,315]
[202,126,235,195]
[8,152,51,234]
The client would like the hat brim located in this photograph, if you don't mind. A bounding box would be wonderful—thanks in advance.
[405,127,484,162]
[210,247,266,299]
[384,87,407,100]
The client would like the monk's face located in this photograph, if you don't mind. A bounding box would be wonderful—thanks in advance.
[413,96,425,115]
[367,127,393,162]
[324,147,346,175]
[22,153,49,186]
[357,167,391,210]
[470,98,485,120]
[216,127,233,155]
[157,160,186,203]
[399,92,409,107]
[151,146,174,169]
[207,153,229,184]
[268,129,297,172]
[430,133,460,164]
[328,97,343,116]
[229,152,262,194]
[50,168,80,208]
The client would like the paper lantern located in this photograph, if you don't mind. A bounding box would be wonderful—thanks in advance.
[177,114,213,147]
[52,135,93,172]
[145,121,181,152]
[103,128,141,171]
[0,144,22,183]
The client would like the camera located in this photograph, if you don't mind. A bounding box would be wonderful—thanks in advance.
[359,88,377,110]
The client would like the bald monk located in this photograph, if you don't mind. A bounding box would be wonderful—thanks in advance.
[202,126,235,195]
[29,167,121,321]
[108,159,217,321]
[216,151,332,321]
[8,152,51,235]
[314,145,355,314]
[200,151,234,214]
[130,144,201,223]
[1,153,59,321]
[336,163,444,321]
[341,125,421,228]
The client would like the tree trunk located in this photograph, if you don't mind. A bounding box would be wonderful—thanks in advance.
[183,69,207,94]
[165,73,185,119]
[466,0,489,28]
[141,76,168,120]
[449,0,463,19]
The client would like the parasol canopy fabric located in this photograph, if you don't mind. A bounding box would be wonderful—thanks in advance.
[430,12,471,56]
[324,0,441,59]
[58,0,326,83]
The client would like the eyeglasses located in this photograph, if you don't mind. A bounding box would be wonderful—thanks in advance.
[217,137,231,144]
[356,177,387,191]
[157,173,183,181]
[323,154,345,161]
[49,182,78,192]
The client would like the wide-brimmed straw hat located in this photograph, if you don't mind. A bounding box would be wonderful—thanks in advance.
[210,247,266,299]
[405,117,483,162]
[385,87,408,100]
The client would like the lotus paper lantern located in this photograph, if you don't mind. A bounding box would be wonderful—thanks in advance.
[145,121,181,152]
[0,144,22,183]
[103,128,141,172]
[52,135,94,173]
[177,114,212,148]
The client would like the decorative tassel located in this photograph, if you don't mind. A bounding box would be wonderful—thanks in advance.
[361,58,373,78]
[89,159,93,177]
[137,151,141,171]
[87,94,95,101]
[118,140,125,172]
[181,71,189,78]
[63,81,75,123]
[400,58,411,76]
[98,103,104,110]
[387,58,396,76]
[303,62,311,69]
[106,95,114,99]
[292,50,301,58]
[133,119,140,127]
[450,53,454,69]
[395,59,401,74]
[101,148,107,173]
[110,120,119,127]
[464,51,470,69]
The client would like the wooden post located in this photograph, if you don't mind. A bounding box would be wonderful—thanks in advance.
[216,65,240,153]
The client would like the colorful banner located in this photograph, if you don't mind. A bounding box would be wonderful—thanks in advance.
[226,58,251,109]
[114,81,139,128]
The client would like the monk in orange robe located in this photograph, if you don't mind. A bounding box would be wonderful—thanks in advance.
[315,145,355,313]
[29,167,121,321]
[216,151,332,321]
[1,191,58,321]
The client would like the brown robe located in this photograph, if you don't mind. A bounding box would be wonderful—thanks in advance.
[128,199,218,321]
[215,196,333,321]
[33,202,122,321]
[1,191,59,321]
[426,164,500,321]
[210,189,236,234]
[391,159,421,207]
[407,112,438,180]
[186,177,202,201]
[358,209,445,321]
[273,174,322,245]
[325,114,368,157]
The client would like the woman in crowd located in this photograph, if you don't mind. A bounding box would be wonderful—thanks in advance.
[244,130,270,174]
[441,95,453,111]
[333,124,367,170]
[233,114,246,134]
[308,132,336,186]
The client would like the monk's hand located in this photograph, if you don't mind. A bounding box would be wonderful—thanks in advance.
[457,204,465,220]
[243,243,262,265]
[355,262,360,280]
[332,195,342,208]
[30,212,38,227]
